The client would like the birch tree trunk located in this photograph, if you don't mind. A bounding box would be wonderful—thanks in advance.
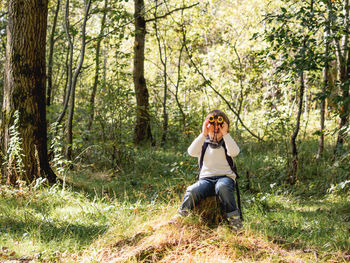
[65,0,91,161]
[1,0,56,185]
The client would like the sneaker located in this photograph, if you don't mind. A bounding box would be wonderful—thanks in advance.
[169,213,185,224]
[227,211,243,230]
[177,208,189,217]
[169,208,193,223]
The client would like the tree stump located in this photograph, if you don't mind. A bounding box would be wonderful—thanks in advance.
[193,196,226,225]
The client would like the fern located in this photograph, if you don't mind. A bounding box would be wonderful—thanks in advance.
[4,110,25,183]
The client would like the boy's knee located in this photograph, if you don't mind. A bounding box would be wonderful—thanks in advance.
[186,185,200,199]
[215,181,232,195]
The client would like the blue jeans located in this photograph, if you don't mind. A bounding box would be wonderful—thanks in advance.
[179,176,238,218]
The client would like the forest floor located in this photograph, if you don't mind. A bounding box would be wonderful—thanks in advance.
[78,215,349,263]
[0,139,349,262]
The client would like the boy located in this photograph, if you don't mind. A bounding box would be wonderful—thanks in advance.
[178,109,242,230]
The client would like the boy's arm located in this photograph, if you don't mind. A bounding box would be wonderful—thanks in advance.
[223,133,240,157]
[187,133,206,157]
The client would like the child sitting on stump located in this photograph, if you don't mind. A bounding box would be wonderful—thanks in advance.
[178,109,242,230]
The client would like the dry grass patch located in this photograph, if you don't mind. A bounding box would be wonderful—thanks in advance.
[78,218,343,263]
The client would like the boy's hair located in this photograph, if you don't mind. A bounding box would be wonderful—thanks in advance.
[206,109,230,128]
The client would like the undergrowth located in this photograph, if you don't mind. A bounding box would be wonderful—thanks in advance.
[0,137,349,262]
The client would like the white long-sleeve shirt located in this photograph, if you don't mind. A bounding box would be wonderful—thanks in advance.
[188,133,240,180]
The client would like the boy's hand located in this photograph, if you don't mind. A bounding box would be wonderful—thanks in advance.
[221,122,229,136]
[202,119,210,137]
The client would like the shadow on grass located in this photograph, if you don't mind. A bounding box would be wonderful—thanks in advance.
[0,216,108,249]
[246,197,350,251]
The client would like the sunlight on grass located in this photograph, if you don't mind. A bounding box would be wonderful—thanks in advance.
[0,138,349,262]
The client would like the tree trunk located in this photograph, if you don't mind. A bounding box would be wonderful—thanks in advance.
[154,3,168,145]
[173,17,186,129]
[335,65,350,154]
[333,0,350,155]
[47,0,61,106]
[56,0,73,126]
[289,1,313,183]
[2,0,56,185]
[193,196,225,225]
[317,2,331,159]
[87,0,108,131]
[65,0,91,161]
[161,41,168,146]
[175,41,186,128]
[290,71,305,185]
[232,44,245,130]
[133,0,153,144]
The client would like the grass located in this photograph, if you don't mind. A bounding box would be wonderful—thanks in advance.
[0,137,349,262]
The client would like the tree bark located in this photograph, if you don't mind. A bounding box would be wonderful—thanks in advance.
[2,0,56,185]
[47,0,61,106]
[133,0,153,144]
[87,0,108,131]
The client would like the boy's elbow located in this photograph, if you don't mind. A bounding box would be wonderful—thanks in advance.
[187,149,196,157]
[230,147,240,157]
[187,148,199,157]
[235,148,240,156]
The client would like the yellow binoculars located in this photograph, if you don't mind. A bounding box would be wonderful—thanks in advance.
[209,115,224,124]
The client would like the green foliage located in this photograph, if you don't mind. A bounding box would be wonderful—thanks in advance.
[2,111,25,184]
[40,0,344,157]
[261,106,293,141]
[260,0,324,77]
[49,122,72,181]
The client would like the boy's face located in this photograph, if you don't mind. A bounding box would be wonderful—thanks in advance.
[208,115,224,141]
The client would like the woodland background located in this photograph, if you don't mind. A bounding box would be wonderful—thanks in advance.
[0,0,349,262]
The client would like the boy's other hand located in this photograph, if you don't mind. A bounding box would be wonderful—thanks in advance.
[221,122,228,136]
